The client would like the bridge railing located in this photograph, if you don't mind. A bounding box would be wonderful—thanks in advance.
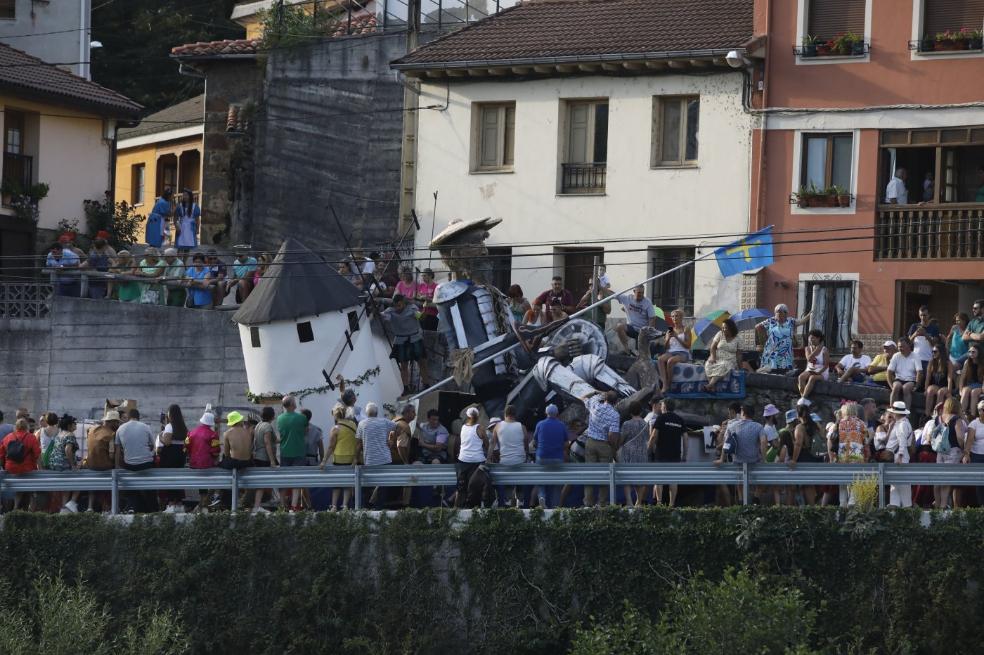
[2,463,981,512]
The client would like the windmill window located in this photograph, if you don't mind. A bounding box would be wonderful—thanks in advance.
[249,326,261,348]
[297,321,314,343]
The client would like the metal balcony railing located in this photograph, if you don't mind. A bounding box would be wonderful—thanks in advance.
[2,463,982,513]
[2,152,32,193]
[561,162,606,194]
[875,204,984,260]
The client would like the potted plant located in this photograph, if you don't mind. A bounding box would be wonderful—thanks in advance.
[818,186,839,206]
[920,36,936,52]
[935,28,971,51]
[971,28,984,50]
[801,34,819,57]
[832,32,864,56]
[794,184,820,208]
[816,38,833,56]
[832,185,852,207]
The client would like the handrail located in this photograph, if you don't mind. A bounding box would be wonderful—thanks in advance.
[2,463,981,512]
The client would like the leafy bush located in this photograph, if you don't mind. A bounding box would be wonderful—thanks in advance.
[83,192,142,250]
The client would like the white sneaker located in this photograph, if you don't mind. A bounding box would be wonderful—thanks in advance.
[61,500,78,513]
[174,504,186,514]
[162,505,177,514]
[252,507,270,515]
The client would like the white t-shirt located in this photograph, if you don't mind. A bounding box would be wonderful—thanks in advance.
[886,176,908,204]
[969,419,984,456]
[838,353,872,370]
[616,293,656,329]
[887,351,920,382]
[911,335,932,362]
[597,273,611,289]
[156,422,173,450]
[886,418,913,463]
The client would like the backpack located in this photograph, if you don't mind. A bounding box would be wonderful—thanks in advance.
[5,435,26,463]
[930,419,951,454]
[806,424,827,461]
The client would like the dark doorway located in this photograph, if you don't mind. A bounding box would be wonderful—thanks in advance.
[560,247,602,305]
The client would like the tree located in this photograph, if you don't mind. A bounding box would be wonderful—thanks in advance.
[91,0,242,113]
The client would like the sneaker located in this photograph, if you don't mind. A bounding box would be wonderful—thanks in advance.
[173,504,186,514]
[208,494,222,508]
[162,505,177,514]
[251,507,271,515]
[63,500,78,513]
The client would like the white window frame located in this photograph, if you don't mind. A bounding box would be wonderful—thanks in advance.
[795,0,873,65]
[132,163,145,206]
[470,101,515,173]
[790,128,860,215]
[651,95,700,168]
[910,0,984,61]
[797,273,860,342]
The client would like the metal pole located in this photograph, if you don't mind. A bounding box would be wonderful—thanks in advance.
[608,460,616,504]
[411,245,722,400]
[353,465,363,509]
[742,462,750,505]
[111,468,119,515]
[878,463,885,508]
[79,272,88,298]
[231,469,239,512]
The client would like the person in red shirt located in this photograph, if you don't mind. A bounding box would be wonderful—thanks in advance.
[0,418,42,511]
[186,409,220,512]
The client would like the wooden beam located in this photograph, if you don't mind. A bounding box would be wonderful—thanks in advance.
[487,67,508,76]
[556,64,577,73]
[689,59,710,67]
[622,61,646,70]
[466,68,488,77]
[425,70,444,78]
[511,66,532,74]
[533,65,554,73]
[446,69,467,77]
[601,63,621,71]
[577,63,600,72]
[711,57,727,66]
[644,60,668,70]
[667,60,688,69]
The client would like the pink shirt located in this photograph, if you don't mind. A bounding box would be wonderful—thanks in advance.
[395,280,420,299]
[186,425,219,469]
[418,281,438,316]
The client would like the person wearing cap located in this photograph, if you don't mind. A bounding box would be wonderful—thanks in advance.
[454,407,487,508]
[81,232,115,299]
[145,187,172,248]
[114,409,157,512]
[220,411,254,471]
[161,248,187,307]
[867,341,897,387]
[761,405,784,505]
[187,407,221,512]
[888,337,922,412]
[46,242,81,297]
[531,403,567,508]
[174,188,200,252]
[884,401,913,507]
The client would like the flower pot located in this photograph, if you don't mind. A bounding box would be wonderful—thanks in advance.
[935,39,965,51]
[816,43,832,56]
[820,194,839,207]
[921,38,935,52]
[838,194,851,207]
[851,41,865,55]
[972,37,983,50]
[801,44,817,57]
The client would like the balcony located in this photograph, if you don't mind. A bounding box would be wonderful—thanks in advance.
[875,204,984,260]
[561,162,606,194]
[2,152,32,193]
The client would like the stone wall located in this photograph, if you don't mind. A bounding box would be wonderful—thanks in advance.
[0,294,248,420]
[248,32,408,254]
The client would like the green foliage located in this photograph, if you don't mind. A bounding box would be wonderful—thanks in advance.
[0,181,49,222]
[83,193,143,250]
[91,0,242,112]
[0,508,982,654]
[259,3,347,48]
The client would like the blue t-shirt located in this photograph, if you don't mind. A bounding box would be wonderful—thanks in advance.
[534,417,568,461]
[186,266,212,306]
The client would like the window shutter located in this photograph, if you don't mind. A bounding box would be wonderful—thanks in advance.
[808,0,866,40]
[479,106,500,168]
[503,106,515,166]
[567,104,590,163]
[924,0,984,37]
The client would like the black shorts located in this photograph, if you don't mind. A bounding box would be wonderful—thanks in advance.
[219,457,251,470]
[391,339,424,363]
[252,458,270,467]
[625,324,640,339]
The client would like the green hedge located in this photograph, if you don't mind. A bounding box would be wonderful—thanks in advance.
[0,508,982,654]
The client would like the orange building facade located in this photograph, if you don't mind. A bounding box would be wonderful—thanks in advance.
[749,0,984,352]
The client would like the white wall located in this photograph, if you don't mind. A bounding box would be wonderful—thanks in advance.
[414,72,753,318]
[0,0,90,78]
[35,112,111,231]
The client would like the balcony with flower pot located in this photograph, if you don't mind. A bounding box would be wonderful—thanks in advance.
[795,33,869,60]
[910,28,984,54]
[791,184,853,209]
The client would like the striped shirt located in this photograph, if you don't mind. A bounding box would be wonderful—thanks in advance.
[723,418,764,463]
[356,417,396,466]
[585,396,621,441]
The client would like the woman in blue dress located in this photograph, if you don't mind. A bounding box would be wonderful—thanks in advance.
[145,188,172,248]
[755,304,812,373]
[175,188,201,252]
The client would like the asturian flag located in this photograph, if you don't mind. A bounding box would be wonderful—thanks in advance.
[714,226,774,277]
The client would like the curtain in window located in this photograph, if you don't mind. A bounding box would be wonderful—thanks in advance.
[833,285,853,349]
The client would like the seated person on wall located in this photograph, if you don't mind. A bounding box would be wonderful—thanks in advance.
[414,409,449,465]
[887,337,922,413]
[836,339,872,384]
[614,285,657,356]
[867,341,897,388]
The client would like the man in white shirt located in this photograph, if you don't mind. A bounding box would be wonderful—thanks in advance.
[835,339,872,383]
[885,167,909,204]
[885,402,913,507]
[615,285,657,355]
[887,337,922,411]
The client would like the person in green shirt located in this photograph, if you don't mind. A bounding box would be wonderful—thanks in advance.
[975,166,984,202]
[276,395,309,512]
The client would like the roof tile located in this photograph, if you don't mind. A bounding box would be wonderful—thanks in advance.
[394,0,754,68]
[170,38,262,58]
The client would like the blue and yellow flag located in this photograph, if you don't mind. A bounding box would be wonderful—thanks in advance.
[714,227,774,277]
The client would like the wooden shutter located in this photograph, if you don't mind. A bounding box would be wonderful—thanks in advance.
[808,0,866,39]
[479,106,500,168]
[924,0,984,37]
[567,103,590,163]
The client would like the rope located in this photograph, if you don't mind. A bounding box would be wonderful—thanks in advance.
[450,348,475,389]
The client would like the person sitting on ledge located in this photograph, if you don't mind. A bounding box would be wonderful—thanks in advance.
[835,340,871,384]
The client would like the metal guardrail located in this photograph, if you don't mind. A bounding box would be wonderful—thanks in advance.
[3,463,983,513]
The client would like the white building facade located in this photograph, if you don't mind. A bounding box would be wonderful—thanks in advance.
[411,71,753,319]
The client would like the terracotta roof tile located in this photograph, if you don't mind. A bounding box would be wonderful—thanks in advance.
[394,0,754,68]
[171,38,262,58]
[0,42,141,117]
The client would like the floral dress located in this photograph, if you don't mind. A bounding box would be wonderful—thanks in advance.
[46,430,78,471]
[704,333,739,378]
[617,418,650,464]
[761,318,795,370]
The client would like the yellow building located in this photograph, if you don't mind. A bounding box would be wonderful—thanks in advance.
[0,43,142,279]
[114,95,204,238]
[231,0,369,38]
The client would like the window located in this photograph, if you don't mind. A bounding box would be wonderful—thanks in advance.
[0,1,13,20]
[649,247,695,316]
[347,310,360,334]
[653,96,699,166]
[807,0,866,41]
[296,321,314,343]
[472,102,515,171]
[4,110,23,155]
[879,128,984,204]
[131,164,145,205]
[800,133,853,191]
[923,0,984,40]
[803,280,856,351]
[561,100,608,193]
[249,326,261,348]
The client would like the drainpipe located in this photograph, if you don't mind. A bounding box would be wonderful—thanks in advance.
[108,121,118,205]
